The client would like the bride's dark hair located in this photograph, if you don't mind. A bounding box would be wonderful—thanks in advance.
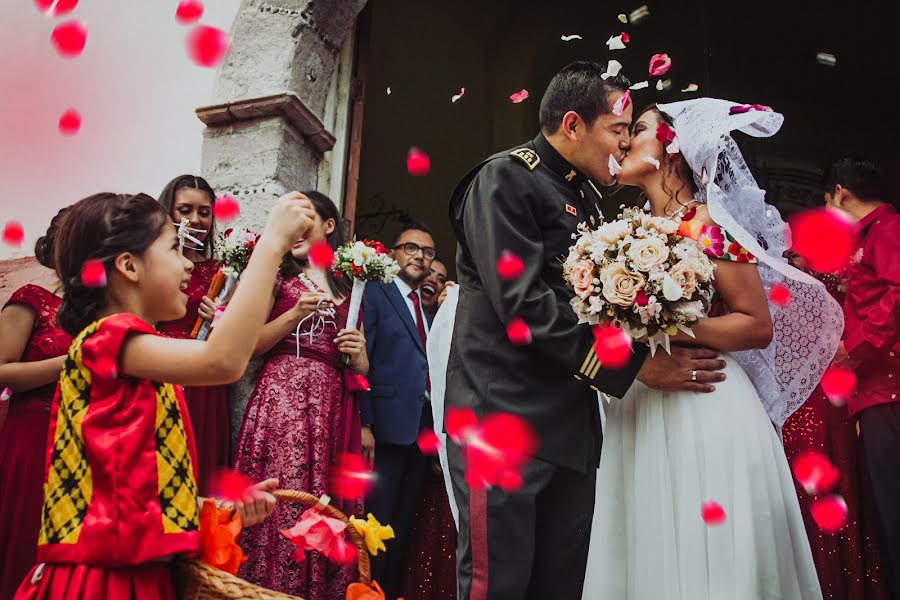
[635,104,698,214]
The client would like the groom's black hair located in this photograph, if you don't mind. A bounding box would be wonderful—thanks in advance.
[822,157,883,202]
[539,61,631,134]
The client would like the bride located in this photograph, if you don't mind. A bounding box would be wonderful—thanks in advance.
[582,99,841,599]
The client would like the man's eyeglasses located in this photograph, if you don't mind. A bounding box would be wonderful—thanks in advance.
[393,242,436,260]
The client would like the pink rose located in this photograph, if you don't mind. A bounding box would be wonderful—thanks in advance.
[570,260,596,295]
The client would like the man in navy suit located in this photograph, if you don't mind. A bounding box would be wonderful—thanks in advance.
[360,221,436,598]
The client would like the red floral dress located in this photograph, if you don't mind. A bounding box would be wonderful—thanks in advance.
[0,286,71,600]
[158,259,230,494]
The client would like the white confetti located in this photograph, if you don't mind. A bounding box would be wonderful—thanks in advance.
[606,34,626,51]
[601,60,623,80]
[0,387,10,402]
[386,87,392,95]
[561,34,583,42]
[816,52,837,67]
[656,79,672,91]
[666,136,680,155]
[618,13,628,23]
[681,83,699,92]
[641,156,660,169]
[608,155,623,177]
[451,87,466,103]
[629,5,650,24]
[630,81,649,90]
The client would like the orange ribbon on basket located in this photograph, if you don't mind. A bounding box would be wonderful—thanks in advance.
[189,269,226,338]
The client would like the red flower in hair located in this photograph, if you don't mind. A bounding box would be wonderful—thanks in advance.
[656,123,676,145]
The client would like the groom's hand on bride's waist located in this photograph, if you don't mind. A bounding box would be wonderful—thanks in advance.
[635,346,726,393]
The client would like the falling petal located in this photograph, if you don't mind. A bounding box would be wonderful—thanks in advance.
[175,0,204,24]
[612,89,631,116]
[811,495,848,533]
[509,89,530,104]
[417,430,441,455]
[506,317,532,345]
[821,366,857,406]
[618,13,628,23]
[2,221,25,247]
[308,241,335,271]
[213,194,240,222]
[701,500,726,526]
[386,87,392,95]
[789,208,857,273]
[608,155,623,178]
[560,34,583,42]
[593,324,632,369]
[629,81,649,90]
[451,87,466,103]
[606,35,626,51]
[329,452,376,499]
[629,5,651,24]
[621,32,631,43]
[446,406,478,445]
[80,259,107,288]
[648,53,672,77]
[499,470,524,492]
[655,79,672,92]
[406,147,431,176]
[640,156,660,170]
[58,108,81,136]
[729,104,772,115]
[681,83,699,92]
[792,451,841,495]
[186,25,230,68]
[50,20,87,58]
[34,0,79,17]
[0,387,10,402]
[816,52,837,67]
[467,412,538,488]
[601,60,623,80]
[211,305,226,328]
[768,284,791,307]
[208,468,254,502]
[496,250,525,281]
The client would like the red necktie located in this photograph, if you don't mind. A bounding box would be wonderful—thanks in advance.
[408,291,430,392]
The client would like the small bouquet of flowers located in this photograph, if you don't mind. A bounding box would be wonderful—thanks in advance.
[191,227,259,340]
[563,207,717,355]
[332,239,401,331]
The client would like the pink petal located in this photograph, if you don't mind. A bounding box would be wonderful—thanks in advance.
[2,221,25,247]
[328,452,376,499]
[509,89,530,104]
[612,89,631,117]
[820,366,857,406]
[213,194,240,222]
[499,470,524,492]
[406,147,431,176]
[51,20,87,58]
[211,305,226,327]
[175,0,204,24]
[496,250,525,281]
[792,451,841,495]
[327,535,357,565]
[416,430,441,455]
[451,87,466,103]
[789,208,857,273]
[621,32,630,43]
[1,387,11,402]
[34,0,79,16]
[593,324,632,369]
[811,494,848,533]
[80,259,107,288]
[186,25,230,68]
[648,53,672,77]
[308,241,335,271]
[701,500,726,526]
[445,406,478,444]
[58,108,81,136]
[506,317,532,345]
[208,468,254,502]
[768,284,791,308]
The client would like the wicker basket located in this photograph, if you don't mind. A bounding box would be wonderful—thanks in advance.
[174,489,371,600]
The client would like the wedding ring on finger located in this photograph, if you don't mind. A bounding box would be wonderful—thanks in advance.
[691,370,698,382]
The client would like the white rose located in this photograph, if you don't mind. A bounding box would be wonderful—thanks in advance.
[672,300,706,322]
[667,260,698,298]
[674,240,715,281]
[599,262,646,307]
[648,216,678,235]
[594,220,632,245]
[627,236,670,272]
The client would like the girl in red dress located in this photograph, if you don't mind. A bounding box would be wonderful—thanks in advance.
[0,209,73,600]
[156,175,231,493]
[12,190,316,599]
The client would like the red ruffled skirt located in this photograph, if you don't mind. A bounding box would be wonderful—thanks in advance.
[13,563,175,600]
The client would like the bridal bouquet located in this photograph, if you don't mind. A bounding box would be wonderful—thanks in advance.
[564,207,716,354]
[191,227,259,340]
[332,239,400,331]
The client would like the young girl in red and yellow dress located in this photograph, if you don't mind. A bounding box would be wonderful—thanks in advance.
[12,190,317,599]
[0,209,72,600]
[156,174,231,492]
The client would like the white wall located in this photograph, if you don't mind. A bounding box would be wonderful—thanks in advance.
[0,0,242,259]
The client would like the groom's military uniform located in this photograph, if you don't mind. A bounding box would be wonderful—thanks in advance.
[447,133,649,600]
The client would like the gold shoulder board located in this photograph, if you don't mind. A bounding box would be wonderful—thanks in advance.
[509,148,541,171]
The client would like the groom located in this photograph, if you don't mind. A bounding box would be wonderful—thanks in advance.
[446,61,727,600]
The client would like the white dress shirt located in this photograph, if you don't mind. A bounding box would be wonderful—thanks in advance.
[393,277,430,334]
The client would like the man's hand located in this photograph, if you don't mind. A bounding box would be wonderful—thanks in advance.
[361,426,375,466]
[636,346,726,393]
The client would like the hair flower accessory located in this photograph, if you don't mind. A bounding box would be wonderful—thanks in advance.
[655,122,680,155]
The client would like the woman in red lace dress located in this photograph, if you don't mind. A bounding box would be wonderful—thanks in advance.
[156,175,231,493]
[781,254,889,600]
[235,191,368,599]
[0,210,73,600]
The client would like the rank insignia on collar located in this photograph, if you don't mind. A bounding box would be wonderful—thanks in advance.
[510,148,541,171]
[565,169,577,182]
[565,204,578,216]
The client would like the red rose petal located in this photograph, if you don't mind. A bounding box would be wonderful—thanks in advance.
[509,89,530,104]
[406,147,431,176]
[50,20,87,58]
[213,194,240,222]
[648,53,672,77]
[789,208,857,273]
[308,241,335,271]
[208,468,254,503]
[506,317,532,345]
[811,494,848,533]
[328,452,376,499]
[58,108,81,136]
[701,500,726,526]
[768,284,791,308]
[34,0,79,16]
[621,32,630,43]
[80,259,107,288]
[175,0,204,24]
[592,324,632,370]
[820,366,857,406]
[499,470,524,492]
[327,536,358,566]
[792,450,841,495]
[416,430,441,455]
[445,406,478,444]
[2,221,25,247]
[186,25,230,68]
[496,250,525,281]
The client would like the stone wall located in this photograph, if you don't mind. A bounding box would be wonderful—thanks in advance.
[0,258,57,307]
